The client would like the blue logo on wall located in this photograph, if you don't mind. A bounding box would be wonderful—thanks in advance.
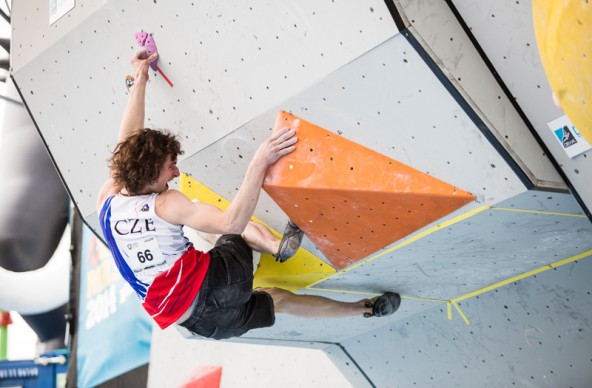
[554,126,578,149]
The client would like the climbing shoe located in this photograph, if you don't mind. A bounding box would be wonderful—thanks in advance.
[274,220,304,263]
[363,292,401,318]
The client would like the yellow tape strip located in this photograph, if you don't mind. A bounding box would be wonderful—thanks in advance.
[443,249,592,324]
[333,205,492,276]
[324,205,586,283]
[400,295,448,303]
[451,249,592,304]
[306,287,449,303]
[306,288,380,297]
[452,302,470,325]
[307,205,591,325]
[308,250,592,325]
[492,207,588,218]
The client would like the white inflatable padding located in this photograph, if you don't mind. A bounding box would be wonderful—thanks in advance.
[0,226,71,314]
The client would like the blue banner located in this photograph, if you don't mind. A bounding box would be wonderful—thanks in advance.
[77,225,152,387]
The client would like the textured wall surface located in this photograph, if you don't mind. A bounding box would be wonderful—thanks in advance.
[9,1,592,387]
[448,0,592,214]
[331,252,592,387]
[11,0,396,222]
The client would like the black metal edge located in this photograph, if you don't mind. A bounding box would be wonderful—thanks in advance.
[65,211,83,388]
[335,343,377,388]
[383,0,407,32]
[10,73,108,240]
[444,0,591,220]
[402,29,535,189]
[381,0,592,223]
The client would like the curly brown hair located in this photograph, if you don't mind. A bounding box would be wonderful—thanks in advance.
[109,128,183,195]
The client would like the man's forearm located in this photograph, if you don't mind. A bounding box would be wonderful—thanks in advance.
[117,79,147,143]
[223,157,268,233]
[116,51,157,143]
[221,126,297,233]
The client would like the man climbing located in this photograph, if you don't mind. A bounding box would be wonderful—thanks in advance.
[96,50,401,340]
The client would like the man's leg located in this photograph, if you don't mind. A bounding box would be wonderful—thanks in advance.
[195,220,300,262]
[259,287,374,318]
[241,221,280,254]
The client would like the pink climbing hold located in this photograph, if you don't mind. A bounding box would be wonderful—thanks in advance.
[144,35,159,71]
[134,30,173,87]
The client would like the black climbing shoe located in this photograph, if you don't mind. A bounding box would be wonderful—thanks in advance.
[274,220,304,263]
[363,292,401,318]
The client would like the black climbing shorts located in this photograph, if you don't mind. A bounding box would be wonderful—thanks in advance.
[179,234,275,339]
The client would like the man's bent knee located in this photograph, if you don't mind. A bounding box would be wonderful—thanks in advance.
[257,287,292,312]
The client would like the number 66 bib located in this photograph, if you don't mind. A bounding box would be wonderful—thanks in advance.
[124,235,165,274]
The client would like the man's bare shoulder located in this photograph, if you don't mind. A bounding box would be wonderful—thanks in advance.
[97,178,120,213]
[157,188,190,202]
[155,189,193,222]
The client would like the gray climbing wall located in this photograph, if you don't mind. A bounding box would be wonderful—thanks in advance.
[10,0,396,231]
[8,0,592,387]
[330,250,592,387]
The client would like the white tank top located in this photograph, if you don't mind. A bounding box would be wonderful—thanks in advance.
[99,193,191,289]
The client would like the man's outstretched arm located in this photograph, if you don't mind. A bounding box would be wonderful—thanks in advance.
[117,50,158,143]
[221,126,297,232]
[158,127,297,234]
[96,51,158,211]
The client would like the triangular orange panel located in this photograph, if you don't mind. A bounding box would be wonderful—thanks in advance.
[263,111,475,269]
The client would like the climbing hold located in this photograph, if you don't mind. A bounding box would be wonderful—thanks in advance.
[135,30,173,87]
[264,111,475,269]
